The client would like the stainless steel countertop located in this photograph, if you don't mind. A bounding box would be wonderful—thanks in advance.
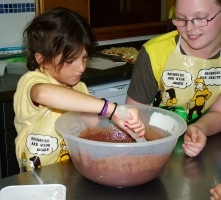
[0,134,220,200]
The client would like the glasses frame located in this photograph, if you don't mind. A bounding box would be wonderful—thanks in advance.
[172,9,221,27]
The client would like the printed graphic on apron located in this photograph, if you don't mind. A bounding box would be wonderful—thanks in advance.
[162,69,192,89]
[55,140,70,162]
[26,134,59,155]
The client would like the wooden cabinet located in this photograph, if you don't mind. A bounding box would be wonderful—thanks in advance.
[92,21,167,41]
[35,0,174,41]
[35,0,90,21]
[90,0,161,27]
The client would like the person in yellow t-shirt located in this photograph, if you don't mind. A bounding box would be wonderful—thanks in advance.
[14,7,145,172]
[126,0,221,124]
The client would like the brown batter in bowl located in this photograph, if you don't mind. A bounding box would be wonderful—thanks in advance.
[72,151,171,187]
[79,125,170,143]
[79,125,136,143]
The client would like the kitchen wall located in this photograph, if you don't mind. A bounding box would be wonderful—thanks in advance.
[0,0,35,54]
[0,0,160,53]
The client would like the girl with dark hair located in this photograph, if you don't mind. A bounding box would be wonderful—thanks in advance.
[14,7,145,171]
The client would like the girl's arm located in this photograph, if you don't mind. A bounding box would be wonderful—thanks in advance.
[31,83,145,137]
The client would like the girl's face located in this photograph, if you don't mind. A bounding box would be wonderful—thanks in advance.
[176,0,221,56]
[45,48,88,87]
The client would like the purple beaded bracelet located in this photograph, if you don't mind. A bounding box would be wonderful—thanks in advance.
[98,98,109,116]
[100,99,109,116]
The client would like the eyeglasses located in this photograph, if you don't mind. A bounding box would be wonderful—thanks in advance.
[172,9,221,27]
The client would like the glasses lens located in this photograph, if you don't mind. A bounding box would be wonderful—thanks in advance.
[192,19,208,27]
[172,18,208,27]
[172,19,185,27]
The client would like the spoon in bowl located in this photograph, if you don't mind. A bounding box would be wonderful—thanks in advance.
[117,105,146,142]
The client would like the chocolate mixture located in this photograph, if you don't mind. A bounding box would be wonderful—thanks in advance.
[145,126,171,141]
[77,125,172,187]
[79,125,136,143]
[79,125,170,143]
[72,152,171,187]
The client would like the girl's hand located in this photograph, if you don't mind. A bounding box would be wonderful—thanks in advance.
[112,107,145,138]
[210,184,221,200]
[182,125,207,157]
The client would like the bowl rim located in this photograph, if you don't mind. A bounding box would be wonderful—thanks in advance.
[55,105,187,147]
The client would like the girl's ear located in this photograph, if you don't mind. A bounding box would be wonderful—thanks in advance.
[35,53,44,65]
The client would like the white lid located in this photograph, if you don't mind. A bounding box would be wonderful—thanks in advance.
[0,184,66,200]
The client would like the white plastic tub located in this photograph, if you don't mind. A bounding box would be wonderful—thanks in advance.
[6,62,28,74]
[0,184,66,200]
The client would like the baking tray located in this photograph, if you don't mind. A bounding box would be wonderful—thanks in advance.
[95,51,134,64]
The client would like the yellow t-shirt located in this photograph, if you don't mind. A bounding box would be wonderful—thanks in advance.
[143,30,178,88]
[14,70,89,171]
